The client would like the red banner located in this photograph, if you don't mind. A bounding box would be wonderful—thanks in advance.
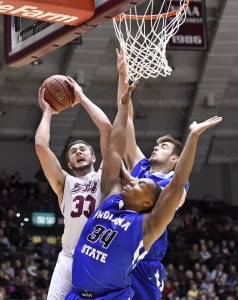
[168,0,207,50]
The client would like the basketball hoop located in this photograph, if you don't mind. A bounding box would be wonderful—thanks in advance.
[113,0,190,81]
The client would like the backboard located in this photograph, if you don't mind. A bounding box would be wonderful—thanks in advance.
[4,0,147,67]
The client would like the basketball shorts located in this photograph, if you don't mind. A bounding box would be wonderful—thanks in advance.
[65,287,133,300]
[131,260,165,300]
[47,250,73,300]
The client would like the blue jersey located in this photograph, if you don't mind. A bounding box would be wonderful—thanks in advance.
[131,158,189,300]
[66,194,147,300]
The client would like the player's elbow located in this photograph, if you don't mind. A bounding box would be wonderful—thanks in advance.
[170,176,186,191]
[99,120,112,138]
[35,136,48,154]
[102,120,112,133]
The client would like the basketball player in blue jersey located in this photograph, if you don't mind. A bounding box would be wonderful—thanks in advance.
[65,78,222,299]
[35,76,111,300]
[116,48,188,299]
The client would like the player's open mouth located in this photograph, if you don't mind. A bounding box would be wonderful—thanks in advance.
[77,158,85,163]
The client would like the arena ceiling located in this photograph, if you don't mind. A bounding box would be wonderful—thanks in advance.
[0,0,238,174]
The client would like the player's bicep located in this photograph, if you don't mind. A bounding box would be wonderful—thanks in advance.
[35,146,66,196]
[178,189,187,208]
[99,126,111,159]
[144,183,184,249]
[101,151,122,197]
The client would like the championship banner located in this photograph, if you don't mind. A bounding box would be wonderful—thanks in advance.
[168,0,207,50]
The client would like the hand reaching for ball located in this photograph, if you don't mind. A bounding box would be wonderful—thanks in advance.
[65,76,84,107]
[38,87,59,114]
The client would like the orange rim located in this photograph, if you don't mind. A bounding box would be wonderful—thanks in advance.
[114,0,190,21]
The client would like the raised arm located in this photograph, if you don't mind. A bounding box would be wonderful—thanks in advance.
[101,81,138,201]
[144,116,223,250]
[35,88,67,203]
[116,49,144,171]
[66,77,112,161]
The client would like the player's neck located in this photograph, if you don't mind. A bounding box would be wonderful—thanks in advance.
[149,164,172,174]
[74,166,94,177]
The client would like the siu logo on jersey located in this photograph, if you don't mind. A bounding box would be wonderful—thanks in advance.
[71,180,99,194]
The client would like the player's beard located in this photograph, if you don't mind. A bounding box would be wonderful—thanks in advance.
[72,161,93,173]
[149,156,170,167]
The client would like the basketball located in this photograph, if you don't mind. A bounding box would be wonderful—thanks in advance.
[42,75,75,112]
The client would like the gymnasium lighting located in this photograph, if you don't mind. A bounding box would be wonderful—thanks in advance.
[31,59,43,66]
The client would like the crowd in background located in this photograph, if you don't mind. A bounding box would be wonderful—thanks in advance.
[0,169,238,300]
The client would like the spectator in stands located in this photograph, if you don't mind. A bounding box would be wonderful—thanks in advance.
[0,287,6,300]
[36,236,52,260]
[9,172,22,192]
[38,258,53,278]
[13,259,24,277]
[5,208,18,237]
[226,265,238,287]
[184,270,194,291]
[214,274,228,298]
[200,263,212,280]
[0,267,10,287]
[15,268,28,286]
[3,259,14,280]
[189,243,200,262]
[162,280,177,299]
[206,239,215,252]
[0,188,11,212]
[27,258,38,278]
[200,275,215,294]
[36,269,50,290]
[211,262,227,281]
[0,227,12,252]
[187,282,199,299]
[228,240,237,256]
[166,263,177,281]
[199,244,212,263]
[11,226,30,249]
[23,277,41,299]
[221,239,231,257]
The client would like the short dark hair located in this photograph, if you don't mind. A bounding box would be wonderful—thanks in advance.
[150,180,163,209]
[156,135,183,156]
[65,139,95,162]
[153,180,163,199]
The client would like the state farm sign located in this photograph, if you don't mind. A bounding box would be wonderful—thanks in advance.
[0,0,95,25]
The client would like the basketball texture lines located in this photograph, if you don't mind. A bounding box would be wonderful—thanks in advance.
[42,75,75,112]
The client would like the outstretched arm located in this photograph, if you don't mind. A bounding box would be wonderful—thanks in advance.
[101,81,138,201]
[35,88,67,203]
[66,77,112,161]
[116,49,144,171]
[144,116,223,250]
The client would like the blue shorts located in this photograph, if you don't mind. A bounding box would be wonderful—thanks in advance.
[65,287,134,300]
[131,260,165,300]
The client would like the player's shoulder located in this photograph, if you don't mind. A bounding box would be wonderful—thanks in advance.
[131,158,150,174]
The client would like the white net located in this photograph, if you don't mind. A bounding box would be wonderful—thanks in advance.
[113,0,189,81]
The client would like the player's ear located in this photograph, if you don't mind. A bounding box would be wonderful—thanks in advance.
[143,199,154,209]
[170,155,179,163]
[67,162,73,170]
[92,155,96,163]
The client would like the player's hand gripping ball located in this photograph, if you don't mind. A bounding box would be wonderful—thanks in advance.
[41,75,75,112]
